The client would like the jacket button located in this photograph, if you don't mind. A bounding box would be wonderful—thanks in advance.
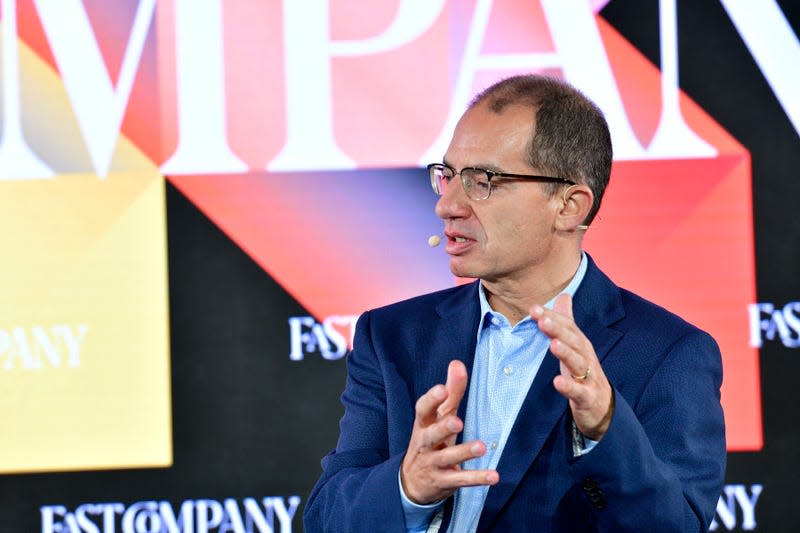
[582,479,606,509]
[592,495,606,510]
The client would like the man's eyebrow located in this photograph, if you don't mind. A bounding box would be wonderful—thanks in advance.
[440,159,507,174]
[442,159,491,170]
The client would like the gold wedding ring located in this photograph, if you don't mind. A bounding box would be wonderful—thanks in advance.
[572,368,591,381]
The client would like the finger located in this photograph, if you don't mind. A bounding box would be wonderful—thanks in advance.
[550,336,592,380]
[402,466,500,504]
[539,323,589,383]
[553,293,573,318]
[431,440,488,468]
[436,468,500,489]
[415,384,448,427]
[549,330,604,385]
[553,360,608,408]
[421,415,463,450]
[437,360,468,418]
[554,372,614,438]
[530,294,573,330]
[532,306,582,350]
[531,301,590,370]
[553,372,590,401]
[551,295,582,349]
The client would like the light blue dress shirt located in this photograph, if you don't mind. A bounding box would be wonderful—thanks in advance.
[401,254,589,532]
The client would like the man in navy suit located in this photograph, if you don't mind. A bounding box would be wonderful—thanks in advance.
[304,75,726,532]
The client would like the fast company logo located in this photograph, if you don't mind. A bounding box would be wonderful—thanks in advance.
[711,484,763,531]
[288,315,358,361]
[748,301,800,348]
[0,324,88,370]
[41,496,301,533]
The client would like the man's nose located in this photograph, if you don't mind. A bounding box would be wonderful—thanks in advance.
[434,177,471,220]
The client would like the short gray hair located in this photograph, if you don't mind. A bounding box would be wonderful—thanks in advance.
[471,75,612,224]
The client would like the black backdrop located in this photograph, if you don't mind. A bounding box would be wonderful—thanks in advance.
[2,1,799,531]
[601,1,800,530]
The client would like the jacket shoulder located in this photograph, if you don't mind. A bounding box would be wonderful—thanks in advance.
[617,287,714,344]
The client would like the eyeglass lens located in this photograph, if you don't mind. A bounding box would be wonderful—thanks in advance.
[431,165,492,201]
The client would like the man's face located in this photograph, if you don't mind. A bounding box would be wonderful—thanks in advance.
[435,102,564,284]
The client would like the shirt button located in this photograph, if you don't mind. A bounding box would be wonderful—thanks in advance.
[503,365,513,376]
[491,441,498,450]
[491,317,500,326]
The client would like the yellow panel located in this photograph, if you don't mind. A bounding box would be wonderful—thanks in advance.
[0,173,171,473]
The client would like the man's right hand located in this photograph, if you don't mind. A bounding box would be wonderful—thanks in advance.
[400,360,500,504]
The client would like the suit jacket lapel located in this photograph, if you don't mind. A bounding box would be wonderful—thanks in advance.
[477,257,625,531]
[416,281,482,428]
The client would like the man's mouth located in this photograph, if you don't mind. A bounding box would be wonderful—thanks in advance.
[444,232,476,254]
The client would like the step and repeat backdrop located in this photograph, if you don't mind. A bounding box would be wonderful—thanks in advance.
[0,0,797,531]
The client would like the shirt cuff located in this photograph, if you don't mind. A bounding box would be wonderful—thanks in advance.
[571,419,600,456]
[398,468,445,531]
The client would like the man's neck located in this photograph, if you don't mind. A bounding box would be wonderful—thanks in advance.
[482,252,582,325]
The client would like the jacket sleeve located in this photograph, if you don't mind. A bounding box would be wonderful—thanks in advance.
[303,310,414,533]
[569,328,726,532]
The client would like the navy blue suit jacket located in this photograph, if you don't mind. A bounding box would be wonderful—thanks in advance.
[304,256,726,532]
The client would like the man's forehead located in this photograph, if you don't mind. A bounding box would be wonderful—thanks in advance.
[445,103,534,163]
[458,102,536,137]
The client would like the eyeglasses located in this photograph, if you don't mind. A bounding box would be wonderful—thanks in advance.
[428,163,575,201]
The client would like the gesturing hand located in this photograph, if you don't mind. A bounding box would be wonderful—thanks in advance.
[400,360,499,504]
[531,294,614,441]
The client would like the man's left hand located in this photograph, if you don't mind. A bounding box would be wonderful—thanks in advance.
[530,294,613,441]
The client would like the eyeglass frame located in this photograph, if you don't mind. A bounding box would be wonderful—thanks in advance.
[427,163,576,201]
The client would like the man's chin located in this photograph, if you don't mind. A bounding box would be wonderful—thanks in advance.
[449,261,480,281]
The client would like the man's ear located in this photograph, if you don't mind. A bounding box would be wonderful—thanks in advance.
[556,184,593,232]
